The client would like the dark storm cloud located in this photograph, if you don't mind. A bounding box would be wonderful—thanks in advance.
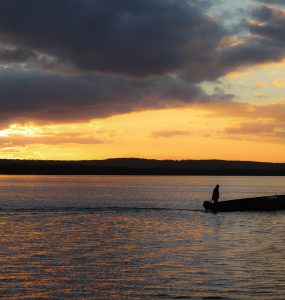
[255,0,285,5]
[220,38,284,71]
[0,0,224,78]
[178,2,285,81]
[0,0,285,125]
[0,0,234,124]
[211,3,285,76]
[0,47,35,63]
[249,5,285,43]
[0,68,214,124]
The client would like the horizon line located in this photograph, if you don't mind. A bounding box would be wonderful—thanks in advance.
[0,157,284,164]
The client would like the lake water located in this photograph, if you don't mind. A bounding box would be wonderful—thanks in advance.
[0,175,285,299]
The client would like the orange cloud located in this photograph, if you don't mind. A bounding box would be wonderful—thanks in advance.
[151,130,191,138]
[254,81,268,88]
[254,92,265,98]
[224,70,251,79]
[195,101,285,123]
[273,79,285,87]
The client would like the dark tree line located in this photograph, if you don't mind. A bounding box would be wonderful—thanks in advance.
[0,158,285,175]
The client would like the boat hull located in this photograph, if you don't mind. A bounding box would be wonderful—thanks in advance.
[203,195,285,212]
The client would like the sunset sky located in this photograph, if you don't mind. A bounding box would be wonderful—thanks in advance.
[0,0,285,162]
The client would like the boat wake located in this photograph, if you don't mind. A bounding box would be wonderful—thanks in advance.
[0,206,204,214]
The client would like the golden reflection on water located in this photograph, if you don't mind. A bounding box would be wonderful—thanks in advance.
[0,210,284,299]
[0,176,285,299]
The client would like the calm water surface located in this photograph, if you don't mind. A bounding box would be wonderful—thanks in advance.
[0,175,285,299]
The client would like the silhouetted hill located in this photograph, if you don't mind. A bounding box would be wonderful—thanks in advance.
[0,158,285,175]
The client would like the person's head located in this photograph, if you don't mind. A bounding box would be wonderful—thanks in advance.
[216,184,219,188]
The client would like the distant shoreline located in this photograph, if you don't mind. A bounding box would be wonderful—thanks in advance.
[0,158,285,175]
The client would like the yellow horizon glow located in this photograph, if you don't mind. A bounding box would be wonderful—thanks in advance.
[0,105,285,163]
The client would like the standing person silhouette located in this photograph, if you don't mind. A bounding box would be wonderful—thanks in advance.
[212,184,219,204]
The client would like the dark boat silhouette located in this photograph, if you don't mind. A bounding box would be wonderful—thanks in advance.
[203,194,285,212]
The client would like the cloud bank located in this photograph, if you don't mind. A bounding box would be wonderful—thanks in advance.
[0,0,284,124]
